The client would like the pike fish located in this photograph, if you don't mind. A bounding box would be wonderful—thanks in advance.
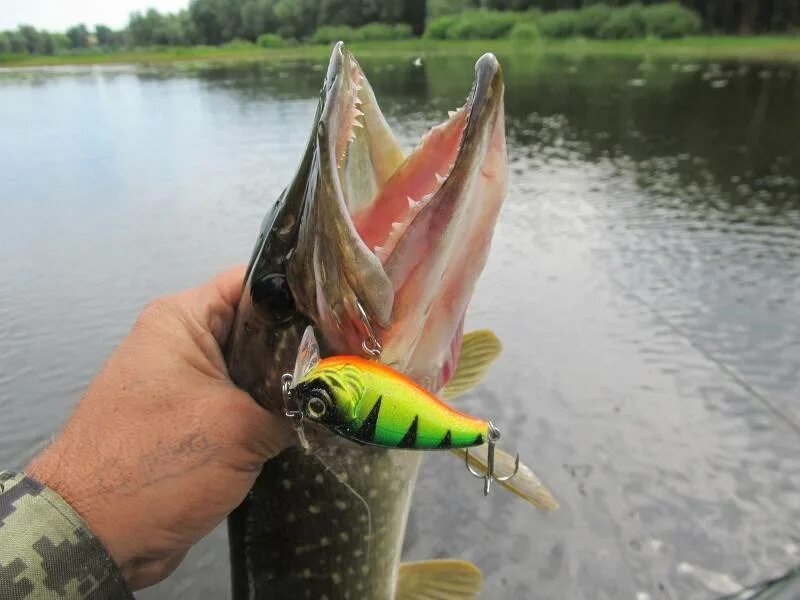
[225,43,555,600]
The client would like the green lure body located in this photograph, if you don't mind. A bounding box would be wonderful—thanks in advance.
[293,355,489,450]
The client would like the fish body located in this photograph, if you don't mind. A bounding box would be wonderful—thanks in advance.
[225,42,509,600]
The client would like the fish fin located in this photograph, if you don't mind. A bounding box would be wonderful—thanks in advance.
[441,329,502,400]
[452,446,559,511]
[396,559,482,600]
[292,326,320,382]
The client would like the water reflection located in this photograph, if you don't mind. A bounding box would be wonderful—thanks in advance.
[1,53,798,599]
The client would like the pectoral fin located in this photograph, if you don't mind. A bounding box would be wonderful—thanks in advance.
[453,446,559,511]
[441,330,502,400]
[396,559,482,600]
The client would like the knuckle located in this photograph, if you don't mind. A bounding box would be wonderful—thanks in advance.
[136,296,176,328]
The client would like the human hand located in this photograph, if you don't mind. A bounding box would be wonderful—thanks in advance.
[26,266,295,591]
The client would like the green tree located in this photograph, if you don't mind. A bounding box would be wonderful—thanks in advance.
[0,32,10,54]
[428,0,479,17]
[18,25,47,54]
[95,25,115,47]
[272,0,320,39]
[66,24,89,48]
[240,0,278,40]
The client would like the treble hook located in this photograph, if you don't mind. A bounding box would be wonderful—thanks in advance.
[354,299,382,359]
[465,421,520,496]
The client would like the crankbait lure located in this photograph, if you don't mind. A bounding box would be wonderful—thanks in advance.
[295,355,490,450]
[283,327,520,494]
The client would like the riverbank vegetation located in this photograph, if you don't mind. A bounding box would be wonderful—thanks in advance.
[3,37,800,69]
[1,1,798,66]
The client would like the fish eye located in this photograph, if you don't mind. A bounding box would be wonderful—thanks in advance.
[306,393,328,420]
[251,273,294,321]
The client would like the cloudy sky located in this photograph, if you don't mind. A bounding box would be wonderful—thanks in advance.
[0,0,189,31]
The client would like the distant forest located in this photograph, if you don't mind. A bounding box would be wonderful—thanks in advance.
[1,0,798,55]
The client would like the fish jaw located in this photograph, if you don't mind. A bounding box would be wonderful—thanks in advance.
[285,48,507,393]
[286,43,401,357]
[373,54,508,391]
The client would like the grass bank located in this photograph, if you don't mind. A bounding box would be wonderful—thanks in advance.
[2,36,799,68]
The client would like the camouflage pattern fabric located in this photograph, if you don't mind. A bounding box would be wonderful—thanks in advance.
[0,471,132,599]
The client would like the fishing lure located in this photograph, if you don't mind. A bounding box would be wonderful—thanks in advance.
[283,326,519,493]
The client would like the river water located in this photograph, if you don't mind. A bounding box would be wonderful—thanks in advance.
[1,51,798,599]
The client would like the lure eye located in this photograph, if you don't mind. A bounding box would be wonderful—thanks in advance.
[306,393,328,420]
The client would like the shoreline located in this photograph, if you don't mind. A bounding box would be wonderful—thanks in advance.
[2,36,800,68]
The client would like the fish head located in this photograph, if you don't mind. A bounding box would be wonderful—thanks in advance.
[228,44,507,411]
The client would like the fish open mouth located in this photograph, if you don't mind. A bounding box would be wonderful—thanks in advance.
[287,43,507,392]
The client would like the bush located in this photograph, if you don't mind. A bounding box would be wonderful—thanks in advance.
[448,10,528,39]
[424,15,460,39]
[256,33,286,48]
[311,25,360,44]
[597,3,646,39]
[642,3,701,39]
[359,23,413,41]
[574,3,614,38]
[539,9,580,38]
[509,21,541,41]
[425,10,532,40]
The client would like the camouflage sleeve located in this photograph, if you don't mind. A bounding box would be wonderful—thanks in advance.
[0,471,133,599]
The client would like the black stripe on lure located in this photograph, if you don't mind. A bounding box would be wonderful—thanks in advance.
[281,326,520,495]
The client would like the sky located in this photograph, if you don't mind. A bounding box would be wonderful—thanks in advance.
[0,0,190,32]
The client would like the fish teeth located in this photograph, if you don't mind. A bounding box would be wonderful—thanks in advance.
[448,110,458,117]
[435,172,447,184]
[407,196,417,208]
[354,108,365,117]
[374,245,384,255]
[352,119,364,128]
[391,221,403,232]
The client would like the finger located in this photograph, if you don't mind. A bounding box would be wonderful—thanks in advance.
[224,391,297,465]
[179,265,247,346]
[210,264,247,309]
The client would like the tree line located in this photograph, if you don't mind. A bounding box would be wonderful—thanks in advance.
[1,0,798,55]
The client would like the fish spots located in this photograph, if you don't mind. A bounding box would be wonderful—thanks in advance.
[332,573,342,585]
[362,464,371,475]
[398,415,419,448]
[339,531,350,542]
[335,500,348,510]
[353,548,363,558]
[308,504,321,514]
[368,489,379,499]
[320,537,330,547]
[282,479,292,490]
[287,512,297,523]
[315,474,324,484]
